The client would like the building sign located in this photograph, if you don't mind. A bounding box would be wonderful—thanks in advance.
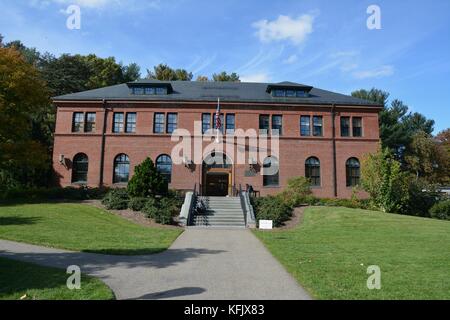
[259,220,273,230]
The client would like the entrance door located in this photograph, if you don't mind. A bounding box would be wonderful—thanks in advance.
[205,173,229,196]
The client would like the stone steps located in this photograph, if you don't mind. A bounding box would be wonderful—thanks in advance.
[191,196,246,228]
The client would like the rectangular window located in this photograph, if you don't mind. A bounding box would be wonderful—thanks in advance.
[132,87,144,95]
[286,90,296,97]
[296,90,307,97]
[154,113,165,134]
[155,87,167,95]
[226,114,235,134]
[273,89,285,97]
[144,87,156,95]
[213,113,224,134]
[353,117,362,137]
[259,115,270,135]
[202,113,211,134]
[341,117,350,137]
[113,113,125,133]
[272,115,283,135]
[167,113,178,134]
[300,116,311,136]
[84,112,96,133]
[313,116,323,137]
[72,112,84,132]
[125,113,136,133]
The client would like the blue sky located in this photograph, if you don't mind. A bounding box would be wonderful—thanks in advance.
[1,0,449,133]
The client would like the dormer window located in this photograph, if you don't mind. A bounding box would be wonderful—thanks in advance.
[128,81,173,96]
[267,82,313,98]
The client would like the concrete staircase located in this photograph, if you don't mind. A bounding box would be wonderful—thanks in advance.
[191,197,245,228]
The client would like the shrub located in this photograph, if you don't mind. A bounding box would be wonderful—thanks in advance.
[429,200,450,220]
[252,196,293,227]
[278,177,312,207]
[128,197,149,212]
[154,207,173,225]
[142,198,159,219]
[101,189,129,210]
[127,158,167,198]
[362,148,410,213]
[406,180,441,217]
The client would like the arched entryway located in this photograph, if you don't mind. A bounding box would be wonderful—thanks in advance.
[202,152,233,196]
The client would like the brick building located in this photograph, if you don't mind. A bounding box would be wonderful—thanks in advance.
[52,80,382,198]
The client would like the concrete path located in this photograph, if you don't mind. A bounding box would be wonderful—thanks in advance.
[0,229,311,300]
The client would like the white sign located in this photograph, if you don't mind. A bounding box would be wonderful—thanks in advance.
[259,220,273,230]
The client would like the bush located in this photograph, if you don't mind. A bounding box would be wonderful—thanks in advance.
[140,197,180,225]
[127,158,167,198]
[154,207,173,225]
[405,180,441,217]
[142,198,159,219]
[252,196,293,227]
[278,177,312,207]
[128,197,149,212]
[101,189,129,210]
[429,200,450,220]
[1,187,109,202]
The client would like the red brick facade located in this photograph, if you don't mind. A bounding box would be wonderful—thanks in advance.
[52,100,381,198]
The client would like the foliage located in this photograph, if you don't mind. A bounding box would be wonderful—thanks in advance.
[128,197,149,212]
[0,187,108,202]
[146,63,193,81]
[0,47,50,190]
[142,198,159,219]
[404,131,450,183]
[196,75,209,82]
[278,176,312,207]
[252,196,293,227]
[361,148,410,213]
[352,88,435,161]
[127,157,167,197]
[101,189,130,210]
[212,71,240,82]
[311,197,371,210]
[141,196,181,225]
[429,200,450,220]
[406,180,442,217]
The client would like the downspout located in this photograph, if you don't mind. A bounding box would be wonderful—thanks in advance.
[99,99,108,188]
[331,104,338,198]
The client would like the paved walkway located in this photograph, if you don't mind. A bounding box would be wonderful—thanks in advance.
[0,229,311,300]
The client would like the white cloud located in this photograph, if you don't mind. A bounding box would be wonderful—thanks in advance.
[241,73,271,83]
[252,14,314,45]
[353,65,394,79]
[283,54,298,64]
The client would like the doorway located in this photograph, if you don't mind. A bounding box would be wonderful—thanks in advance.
[202,152,233,197]
[205,173,230,197]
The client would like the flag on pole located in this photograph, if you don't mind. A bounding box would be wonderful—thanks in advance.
[215,98,221,142]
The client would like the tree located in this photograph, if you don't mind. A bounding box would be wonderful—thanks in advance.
[352,88,435,160]
[127,158,167,197]
[405,131,450,183]
[0,47,50,190]
[212,71,240,82]
[196,75,209,82]
[436,129,450,156]
[122,62,141,82]
[362,148,410,213]
[146,64,193,81]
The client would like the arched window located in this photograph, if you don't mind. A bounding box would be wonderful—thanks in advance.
[113,154,130,183]
[305,157,321,187]
[156,154,172,183]
[346,158,360,187]
[263,156,279,187]
[72,153,89,184]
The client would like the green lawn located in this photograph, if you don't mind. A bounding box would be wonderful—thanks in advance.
[0,203,183,255]
[0,257,114,300]
[254,207,450,300]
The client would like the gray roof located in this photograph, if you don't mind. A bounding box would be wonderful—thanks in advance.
[53,80,381,107]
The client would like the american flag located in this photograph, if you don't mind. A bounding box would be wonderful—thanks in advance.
[215,98,222,131]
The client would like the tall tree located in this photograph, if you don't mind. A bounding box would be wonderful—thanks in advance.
[196,75,209,82]
[146,64,193,81]
[0,47,50,189]
[212,71,240,82]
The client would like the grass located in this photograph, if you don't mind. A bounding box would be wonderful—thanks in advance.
[0,257,114,300]
[254,207,450,300]
[0,202,183,255]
